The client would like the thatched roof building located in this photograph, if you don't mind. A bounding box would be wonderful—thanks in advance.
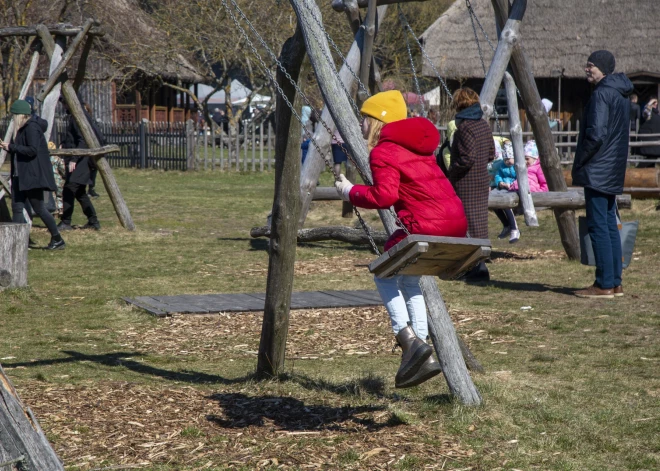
[420,0,660,121]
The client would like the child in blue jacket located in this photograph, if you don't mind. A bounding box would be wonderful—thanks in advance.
[493,151,520,243]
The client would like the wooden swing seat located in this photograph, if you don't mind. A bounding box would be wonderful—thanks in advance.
[369,234,492,279]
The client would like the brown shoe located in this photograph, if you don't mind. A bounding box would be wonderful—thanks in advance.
[613,285,624,297]
[575,285,614,299]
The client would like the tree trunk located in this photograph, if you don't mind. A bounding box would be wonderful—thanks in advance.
[291,0,481,405]
[504,72,538,226]
[0,364,64,469]
[256,26,306,379]
[38,27,136,231]
[0,223,29,290]
[491,0,580,260]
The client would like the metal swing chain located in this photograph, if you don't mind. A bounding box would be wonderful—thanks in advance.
[399,5,426,117]
[397,8,453,100]
[222,0,383,255]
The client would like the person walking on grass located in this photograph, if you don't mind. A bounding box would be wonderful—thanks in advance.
[572,50,633,299]
[0,100,65,250]
[335,90,468,388]
[58,99,102,231]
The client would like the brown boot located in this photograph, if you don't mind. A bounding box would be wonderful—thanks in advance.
[396,354,442,389]
[394,325,433,387]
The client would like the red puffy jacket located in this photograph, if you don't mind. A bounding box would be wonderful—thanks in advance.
[349,117,468,250]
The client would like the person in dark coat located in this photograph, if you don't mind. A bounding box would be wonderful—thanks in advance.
[58,101,101,231]
[629,93,641,131]
[0,100,65,250]
[637,100,660,168]
[572,50,634,299]
[447,88,494,281]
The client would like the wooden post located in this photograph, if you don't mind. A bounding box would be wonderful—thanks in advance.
[256,26,306,378]
[504,72,537,227]
[38,26,136,231]
[204,124,208,170]
[36,19,95,102]
[0,49,41,170]
[0,223,29,290]
[211,122,216,170]
[290,0,481,405]
[260,121,264,171]
[0,365,64,470]
[298,6,389,229]
[252,122,256,171]
[479,0,526,119]
[268,122,273,170]
[220,125,225,170]
[357,0,377,103]
[491,0,580,260]
[186,119,195,170]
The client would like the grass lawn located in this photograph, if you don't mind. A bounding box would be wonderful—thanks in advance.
[0,168,658,471]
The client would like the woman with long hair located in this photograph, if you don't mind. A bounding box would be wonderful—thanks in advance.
[335,90,468,388]
[0,100,64,250]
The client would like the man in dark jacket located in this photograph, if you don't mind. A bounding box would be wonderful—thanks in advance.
[58,102,101,231]
[572,50,634,298]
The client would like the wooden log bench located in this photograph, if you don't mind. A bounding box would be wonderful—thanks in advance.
[312,187,632,209]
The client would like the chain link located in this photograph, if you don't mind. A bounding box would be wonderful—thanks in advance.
[397,5,452,101]
[399,6,425,117]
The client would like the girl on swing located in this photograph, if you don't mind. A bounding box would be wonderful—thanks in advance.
[335,91,468,388]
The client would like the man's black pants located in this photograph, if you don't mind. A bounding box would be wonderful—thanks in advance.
[62,181,98,225]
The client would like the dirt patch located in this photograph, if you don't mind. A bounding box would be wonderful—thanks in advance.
[22,381,472,470]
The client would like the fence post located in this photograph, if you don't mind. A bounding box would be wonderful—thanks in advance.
[139,119,147,169]
[220,126,225,170]
[186,119,195,170]
[251,121,256,171]
[260,121,264,172]
[235,122,240,170]
[243,121,248,171]
[268,122,272,171]
[211,123,216,171]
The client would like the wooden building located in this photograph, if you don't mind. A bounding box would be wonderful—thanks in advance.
[420,0,660,125]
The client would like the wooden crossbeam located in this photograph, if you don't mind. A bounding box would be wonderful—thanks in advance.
[0,25,104,37]
[49,145,120,157]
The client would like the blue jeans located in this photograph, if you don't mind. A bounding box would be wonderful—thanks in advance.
[374,275,428,339]
[585,187,622,289]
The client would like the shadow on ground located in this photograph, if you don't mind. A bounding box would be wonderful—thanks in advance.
[207,392,390,431]
[4,351,253,385]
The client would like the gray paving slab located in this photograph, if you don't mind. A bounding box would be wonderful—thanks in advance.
[125,290,381,317]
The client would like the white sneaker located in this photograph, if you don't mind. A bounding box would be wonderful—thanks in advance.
[498,226,511,239]
[509,229,520,244]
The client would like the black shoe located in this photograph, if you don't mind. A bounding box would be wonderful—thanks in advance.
[462,261,490,283]
[88,188,100,198]
[28,238,39,249]
[57,222,73,231]
[44,239,65,250]
[81,221,101,231]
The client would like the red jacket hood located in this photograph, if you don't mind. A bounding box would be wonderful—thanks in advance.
[378,117,439,156]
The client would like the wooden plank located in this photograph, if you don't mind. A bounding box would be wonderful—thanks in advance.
[374,242,429,278]
[123,297,167,317]
[440,247,492,280]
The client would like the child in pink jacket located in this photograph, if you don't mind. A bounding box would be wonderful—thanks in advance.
[509,140,548,193]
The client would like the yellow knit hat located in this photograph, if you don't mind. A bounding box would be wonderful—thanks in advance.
[360,90,407,124]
